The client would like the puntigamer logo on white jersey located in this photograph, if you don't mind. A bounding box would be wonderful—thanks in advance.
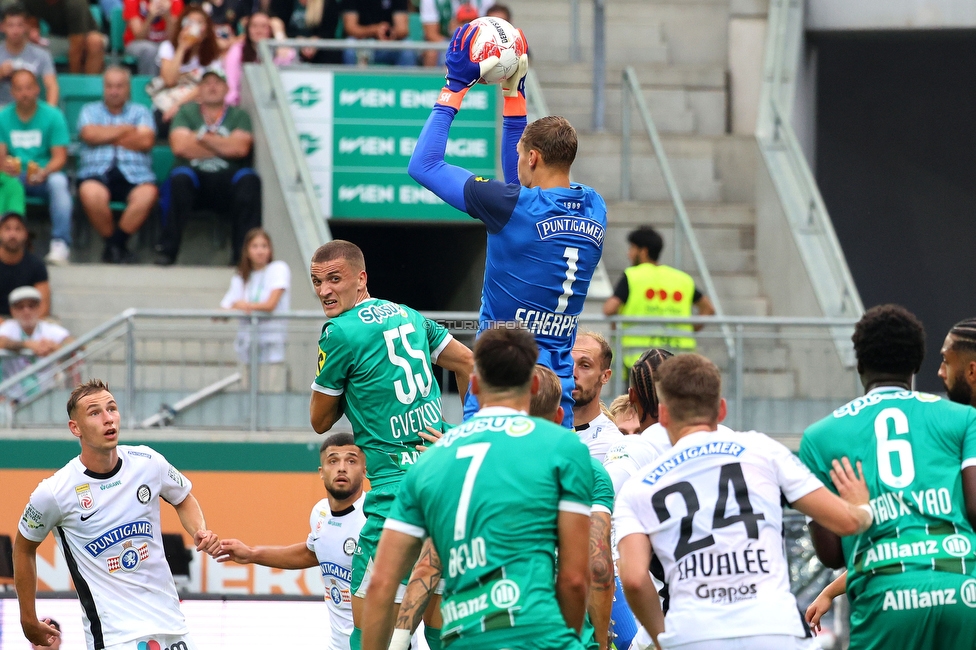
[85,521,154,558]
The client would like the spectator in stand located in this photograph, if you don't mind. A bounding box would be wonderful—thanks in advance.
[204,0,253,52]
[342,0,413,66]
[77,67,158,264]
[123,0,184,76]
[219,227,290,368]
[151,3,220,133]
[224,10,295,105]
[157,68,260,266]
[603,225,715,368]
[21,0,104,73]
[485,2,509,20]
[283,0,341,65]
[0,70,71,265]
[0,4,57,107]
[0,285,72,392]
[419,0,489,67]
[0,213,49,320]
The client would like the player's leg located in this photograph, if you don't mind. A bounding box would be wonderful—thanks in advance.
[610,575,639,649]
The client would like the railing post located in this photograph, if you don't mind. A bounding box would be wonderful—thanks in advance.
[611,321,624,397]
[591,0,606,132]
[249,315,259,431]
[570,0,581,63]
[734,324,744,431]
[621,74,631,201]
[125,315,136,429]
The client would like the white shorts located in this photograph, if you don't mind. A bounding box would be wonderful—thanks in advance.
[103,633,197,650]
[667,635,818,650]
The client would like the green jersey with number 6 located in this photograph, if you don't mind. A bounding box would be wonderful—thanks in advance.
[386,407,594,649]
[312,298,453,489]
[800,387,976,597]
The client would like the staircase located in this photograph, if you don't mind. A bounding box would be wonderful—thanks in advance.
[509,0,796,394]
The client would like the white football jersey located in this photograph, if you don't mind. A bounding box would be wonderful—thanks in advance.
[18,446,192,650]
[576,412,625,462]
[614,429,823,647]
[307,494,366,650]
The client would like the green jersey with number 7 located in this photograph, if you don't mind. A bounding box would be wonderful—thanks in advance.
[386,408,594,649]
[312,298,453,489]
[800,387,976,598]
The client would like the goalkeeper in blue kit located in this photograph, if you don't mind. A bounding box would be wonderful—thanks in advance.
[409,23,608,428]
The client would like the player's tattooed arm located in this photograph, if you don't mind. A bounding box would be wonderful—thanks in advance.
[395,538,443,633]
[587,512,614,650]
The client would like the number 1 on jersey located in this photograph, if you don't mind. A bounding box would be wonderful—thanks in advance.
[454,443,490,541]
[556,247,579,314]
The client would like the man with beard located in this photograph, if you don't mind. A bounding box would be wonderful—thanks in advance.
[572,331,624,461]
[939,318,976,407]
[216,433,365,650]
[0,212,48,319]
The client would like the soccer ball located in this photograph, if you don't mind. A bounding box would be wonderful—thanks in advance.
[467,16,526,85]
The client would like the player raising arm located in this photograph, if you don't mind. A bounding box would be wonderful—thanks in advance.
[615,355,873,650]
[408,23,607,427]
[15,380,219,650]
[216,434,366,650]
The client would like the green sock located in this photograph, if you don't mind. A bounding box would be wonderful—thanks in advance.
[349,627,362,650]
[424,626,442,650]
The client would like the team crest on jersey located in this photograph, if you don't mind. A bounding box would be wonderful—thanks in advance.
[75,484,95,510]
[107,540,150,573]
[343,537,357,555]
[136,484,151,504]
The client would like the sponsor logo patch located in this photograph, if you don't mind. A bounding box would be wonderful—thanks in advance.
[75,484,94,510]
[85,520,154,557]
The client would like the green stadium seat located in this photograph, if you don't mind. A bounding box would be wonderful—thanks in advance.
[152,145,174,183]
[131,75,153,108]
[408,13,424,41]
[110,7,126,53]
[58,74,104,139]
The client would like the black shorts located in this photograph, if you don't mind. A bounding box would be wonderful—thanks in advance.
[82,167,137,204]
[22,0,98,35]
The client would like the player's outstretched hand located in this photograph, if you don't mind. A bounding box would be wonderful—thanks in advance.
[805,592,833,633]
[416,425,444,453]
[215,539,254,564]
[21,617,61,647]
[501,29,528,99]
[194,529,220,556]
[444,23,499,93]
[829,457,869,506]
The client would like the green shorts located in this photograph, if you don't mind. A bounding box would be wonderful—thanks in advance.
[849,572,976,650]
[351,483,400,598]
[444,624,585,650]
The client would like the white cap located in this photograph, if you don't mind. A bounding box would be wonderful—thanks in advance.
[8,285,42,305]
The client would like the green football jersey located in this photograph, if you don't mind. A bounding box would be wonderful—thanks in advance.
[800,387,976,597]
[312,298,451,488]
[388,408,594,647]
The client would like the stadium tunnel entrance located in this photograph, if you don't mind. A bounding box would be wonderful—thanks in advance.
[328,222,486,313]
[812,30,976,391]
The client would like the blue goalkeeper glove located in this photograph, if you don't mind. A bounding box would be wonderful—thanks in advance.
[437,23,500,110]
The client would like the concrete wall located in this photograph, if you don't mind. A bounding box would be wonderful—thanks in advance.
[808,0,976,30]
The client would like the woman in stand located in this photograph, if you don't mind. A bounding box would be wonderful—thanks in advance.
[223,10,294,106]
[152,4,220,134]
[220,229,291,387]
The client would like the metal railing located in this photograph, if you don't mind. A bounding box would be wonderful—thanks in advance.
[0,310,862,435]
[620,66,736,362]
[756,0,864,362]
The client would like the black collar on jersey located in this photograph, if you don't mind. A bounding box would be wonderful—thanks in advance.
[331,503,356,517]
[575,422,590,432]
[84,457,122,480]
